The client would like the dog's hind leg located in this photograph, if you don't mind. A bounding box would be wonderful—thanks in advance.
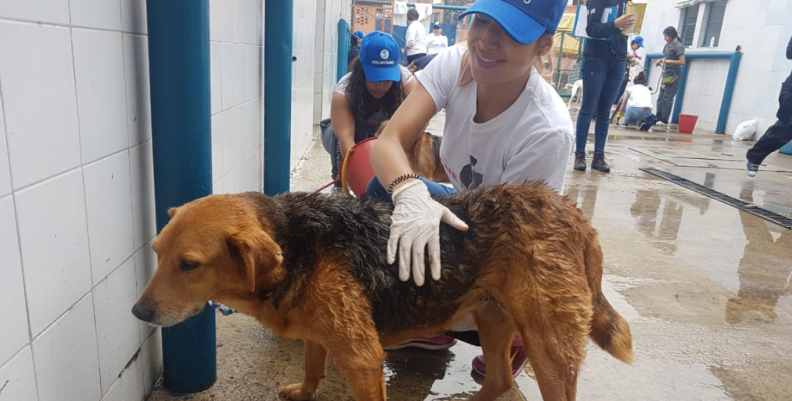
[280,341,328,400]
[333,338,387,401]
[469,303,518,401]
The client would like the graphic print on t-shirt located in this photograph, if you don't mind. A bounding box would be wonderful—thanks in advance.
[460,156,484,189]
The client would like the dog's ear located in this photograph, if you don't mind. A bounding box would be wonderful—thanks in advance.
[227,226,283,292]
[168,207,180,218]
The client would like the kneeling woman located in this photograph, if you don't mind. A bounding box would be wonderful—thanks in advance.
[368,0,574,378]
[323,31,416,191]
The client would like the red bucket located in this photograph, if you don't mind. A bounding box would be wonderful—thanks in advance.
[341,137,378,196]
[678,114,698,134]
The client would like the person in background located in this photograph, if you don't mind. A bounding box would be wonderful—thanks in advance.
[628,36,645,62]
[347,30,365,72]
[369,0,573,379]
[574,0,636,173]
[746,34,792,176]
[404,8,428,64]
[324,31,416,192]
[618,72,652,127]
[641,27,685,131]
[426,22,449,55]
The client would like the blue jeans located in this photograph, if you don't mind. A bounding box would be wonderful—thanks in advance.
[576,57,627,153]
[624,106,652,125]
[365,176,455,202]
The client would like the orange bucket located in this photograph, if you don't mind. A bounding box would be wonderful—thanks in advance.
[678,114,698,134]
[341,137,378,197]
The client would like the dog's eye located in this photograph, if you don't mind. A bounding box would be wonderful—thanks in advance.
[181,261,200,271]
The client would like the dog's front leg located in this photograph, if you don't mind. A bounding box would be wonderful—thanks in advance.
[280,341,327,400]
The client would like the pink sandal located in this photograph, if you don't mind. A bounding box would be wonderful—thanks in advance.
[472,338,528,378]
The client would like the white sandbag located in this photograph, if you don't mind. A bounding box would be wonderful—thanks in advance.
[733,118,757,141]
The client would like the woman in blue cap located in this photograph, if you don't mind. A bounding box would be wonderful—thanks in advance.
[347,30,366,66]
[324,31,416,192]
[573,0,636,173]
[368,0,574,380]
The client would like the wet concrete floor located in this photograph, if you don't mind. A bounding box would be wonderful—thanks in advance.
[148,119,792,401]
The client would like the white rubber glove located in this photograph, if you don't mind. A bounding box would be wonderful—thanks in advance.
[388,180,469,286]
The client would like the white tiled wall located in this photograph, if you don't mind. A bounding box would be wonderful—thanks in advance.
[643,0,792,134]
[210,0,264,195]
[0,0,348,399]
[291,0,318,171]
[313,0,352,125]
[0,1,161,400]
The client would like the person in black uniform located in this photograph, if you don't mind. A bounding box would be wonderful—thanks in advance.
[746,34,792,177]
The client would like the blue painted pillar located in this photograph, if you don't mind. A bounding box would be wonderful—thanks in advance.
[716,51,743,134]
[146,0,216,393]
[264,0,294,195]
[670,63,689,125]
[337,20,350,82]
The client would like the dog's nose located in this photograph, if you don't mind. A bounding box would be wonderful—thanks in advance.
[131,303,155,322]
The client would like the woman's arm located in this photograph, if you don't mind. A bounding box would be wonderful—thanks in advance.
[370,82,435,189]
[330,93,357,157]
[586,1,635,39]
[404,76,417,95]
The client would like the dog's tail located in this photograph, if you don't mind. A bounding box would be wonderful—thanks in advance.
[585,236,634,364]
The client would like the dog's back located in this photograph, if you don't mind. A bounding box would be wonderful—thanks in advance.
[260,184,632,365]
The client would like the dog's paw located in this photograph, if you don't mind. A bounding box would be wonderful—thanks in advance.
[279,383,316,401]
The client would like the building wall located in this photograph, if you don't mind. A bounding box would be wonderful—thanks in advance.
[641,0,792,135]
[0,0,265,400]
[209,0,265,195]
[291,0,318,171]
[0,1,162,400]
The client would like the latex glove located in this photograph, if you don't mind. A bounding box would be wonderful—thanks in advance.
[388,180,468,286]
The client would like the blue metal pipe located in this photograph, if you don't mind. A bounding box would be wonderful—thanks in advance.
[146,0,216,393]
[645,51,742,133]
[337,19,350,82]
[264,0,294,195]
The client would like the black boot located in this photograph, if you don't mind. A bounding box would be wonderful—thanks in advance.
[592,151,611,173]
[574,151,586,171]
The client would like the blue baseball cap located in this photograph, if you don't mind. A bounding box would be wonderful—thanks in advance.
[459,0,567,45]
[634,36,644,48]
[354,30,365,39]
[359,31,401,83]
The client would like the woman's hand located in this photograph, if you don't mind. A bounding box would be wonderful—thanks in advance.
[614,14,636,30]
[388,180,468,286]
[655,58,666,67]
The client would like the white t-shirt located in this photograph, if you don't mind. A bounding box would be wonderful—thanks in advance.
[405,21,427,55]
[334,65,414,96]
[425,34,448,55]
[625,85,653,109]
[417,46,574,194]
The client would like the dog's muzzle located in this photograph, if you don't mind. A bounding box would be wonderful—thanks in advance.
[131,303,156,323]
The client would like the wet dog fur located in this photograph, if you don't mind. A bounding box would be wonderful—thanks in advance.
[133,184,633,401]
[374,121,449,184]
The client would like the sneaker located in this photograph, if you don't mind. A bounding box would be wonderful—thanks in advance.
[472,338,528,379]
[592,151,611,173]
[383,334,457,351]
[574,151,586,171]
[746,161,760,177]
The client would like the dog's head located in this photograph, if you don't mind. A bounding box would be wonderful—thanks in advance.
[131,194,283,327]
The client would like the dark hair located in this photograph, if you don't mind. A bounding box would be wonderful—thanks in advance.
[663,26,678,40]
[346,58,406,122]
[633,71,647,85]
[630,39,638,46]
[407,9,419,22]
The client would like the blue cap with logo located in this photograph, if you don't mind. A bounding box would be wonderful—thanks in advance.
[459,0,567,45]
[634,36,644,48]
[359,31,401,83]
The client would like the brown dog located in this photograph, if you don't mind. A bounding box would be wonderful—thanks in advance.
[374,120,449,183]
[133,184,633,401]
